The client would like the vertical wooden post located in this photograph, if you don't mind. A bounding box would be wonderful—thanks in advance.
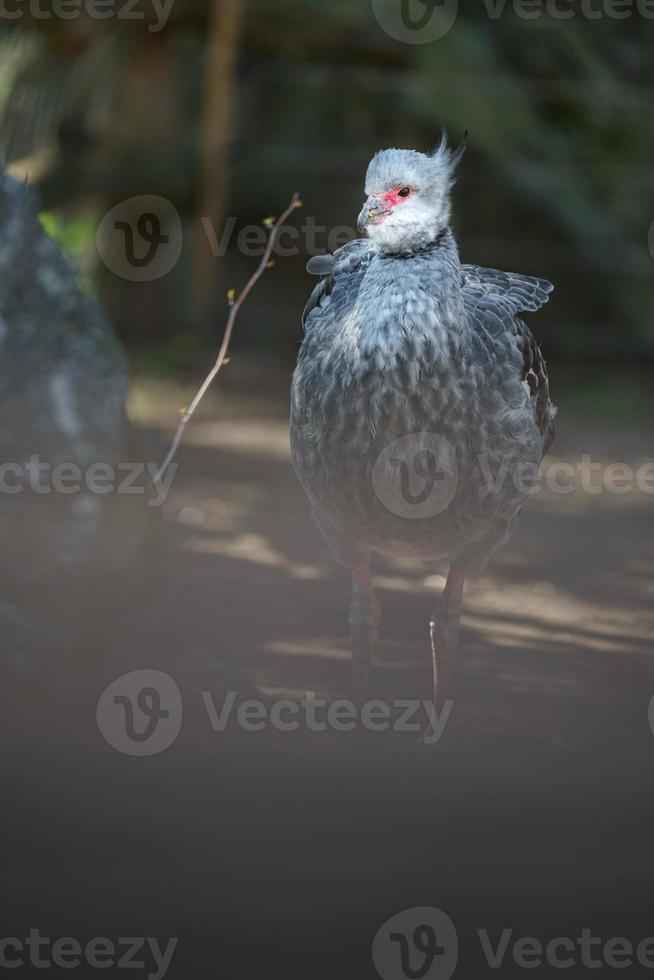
[194,0,242,333]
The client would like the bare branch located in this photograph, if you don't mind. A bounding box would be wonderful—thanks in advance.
[151,191,302,490]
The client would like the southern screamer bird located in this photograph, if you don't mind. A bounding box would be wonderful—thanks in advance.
[290,133,555,715]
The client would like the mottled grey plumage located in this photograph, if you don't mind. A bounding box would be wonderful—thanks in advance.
[292,142,554,575]
[290,136,555,709]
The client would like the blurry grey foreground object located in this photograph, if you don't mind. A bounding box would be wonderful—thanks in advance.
[291,134,555,720]
[0,172,153,666]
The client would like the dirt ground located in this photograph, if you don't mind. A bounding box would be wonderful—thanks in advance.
[4,373,654,979]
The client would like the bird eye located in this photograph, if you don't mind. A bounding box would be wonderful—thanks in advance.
[398,187,412,198]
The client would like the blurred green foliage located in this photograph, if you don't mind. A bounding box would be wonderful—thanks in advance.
[40,209,97,257]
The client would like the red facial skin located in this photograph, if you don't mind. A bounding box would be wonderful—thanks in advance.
[382,187,414,208]
[367,186,413,224]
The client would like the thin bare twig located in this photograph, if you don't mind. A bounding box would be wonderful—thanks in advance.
[152,191,302,489]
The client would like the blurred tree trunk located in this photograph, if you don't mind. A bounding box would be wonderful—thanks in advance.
[194,0,242,336]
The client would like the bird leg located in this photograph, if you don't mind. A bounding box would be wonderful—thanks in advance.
[348,557,381,706]
[430,565,466,718]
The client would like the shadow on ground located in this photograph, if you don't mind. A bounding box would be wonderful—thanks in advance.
[3,402,654,979]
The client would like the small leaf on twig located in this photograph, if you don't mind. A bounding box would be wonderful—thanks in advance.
[266,261,275,269]
[294,198,303,208]
[227,288,236,304]
[262,216,276,228]
[179,406,188,415]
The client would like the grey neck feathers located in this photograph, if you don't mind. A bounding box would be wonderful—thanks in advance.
[374,225,454,259]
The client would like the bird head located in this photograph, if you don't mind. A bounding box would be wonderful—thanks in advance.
[357,130,467,253]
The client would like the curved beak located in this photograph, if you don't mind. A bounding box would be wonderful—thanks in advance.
[357,197,390,234]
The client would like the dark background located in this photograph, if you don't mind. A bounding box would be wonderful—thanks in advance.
[2,0,653,367]
[2,4,654,979]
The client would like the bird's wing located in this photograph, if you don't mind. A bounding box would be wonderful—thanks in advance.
[461,265,556,453]
[461,265,553,318]
[302,239,375,330]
